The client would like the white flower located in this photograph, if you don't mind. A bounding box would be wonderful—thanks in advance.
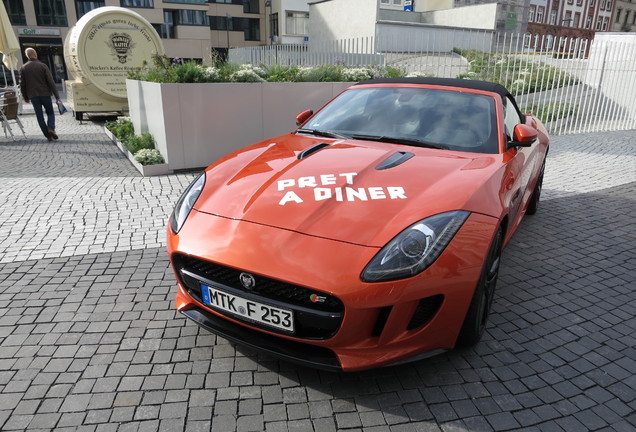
[342,67,373,81]
[231,69,265,82]
[134,149,164,165]
[203,67,220,81]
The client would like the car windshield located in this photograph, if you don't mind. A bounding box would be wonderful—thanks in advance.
[300,87,499,154]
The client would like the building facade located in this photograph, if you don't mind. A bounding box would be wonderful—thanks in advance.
[2,0,215,82]
[612,0,636,30]
[2,0,317,79]
[453,0,531,32]
[265,0,310,45]
[526,0,616,43]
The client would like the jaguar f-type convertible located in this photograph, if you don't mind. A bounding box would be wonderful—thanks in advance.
[167,77,549,372]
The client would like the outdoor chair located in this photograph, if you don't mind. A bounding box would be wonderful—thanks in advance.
[0,90,26,141]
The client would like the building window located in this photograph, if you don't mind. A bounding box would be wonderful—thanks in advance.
[3,0,26,24]
[380,0,390,3]
[616,8,622,22]
[210,16,260,41]
[210,15,232,31]
[536,6,544,23]
[550,10,556,24]
[75,0,105,19]
[120,0,153,7]
[589,0,594,6]
[243,0,259,14]
[577,0,582,5]
[528,5,535,22]
[602,16,608,29]
[34,0,68,26]
[586,15,592,28]
[162,11,177,38]
[286,11,309,36]
[237,17,260,41]
[175,9,210,25]
[574,12,581,27]
[564,11,572,26]
[596,19,601,29]
[163,0,206,4]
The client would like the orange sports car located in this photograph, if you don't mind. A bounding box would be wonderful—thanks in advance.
[167,78,549,372]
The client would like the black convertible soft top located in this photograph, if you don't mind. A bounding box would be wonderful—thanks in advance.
[356,77,511,98]
[356,77,524,119]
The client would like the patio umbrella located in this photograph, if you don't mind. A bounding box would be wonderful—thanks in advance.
[0,0,20,87]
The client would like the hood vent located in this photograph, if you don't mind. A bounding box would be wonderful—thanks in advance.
[298,142,330,160]
[376,151,414,170]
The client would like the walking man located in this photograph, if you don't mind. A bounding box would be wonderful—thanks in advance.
[19,47,60,141]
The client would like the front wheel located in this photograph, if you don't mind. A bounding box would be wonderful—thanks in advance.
[456,226,503,347]
[526,159,546,215]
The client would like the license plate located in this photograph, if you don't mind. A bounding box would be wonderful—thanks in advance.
[200,284,294,332]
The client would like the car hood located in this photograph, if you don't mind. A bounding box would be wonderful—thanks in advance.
[195,134,502,247]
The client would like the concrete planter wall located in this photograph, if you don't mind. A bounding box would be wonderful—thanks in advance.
[126,79,353,171]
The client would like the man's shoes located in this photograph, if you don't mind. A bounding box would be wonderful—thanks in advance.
[47,136,53,142]
[48,130,58,140]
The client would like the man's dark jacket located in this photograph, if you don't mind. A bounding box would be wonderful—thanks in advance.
[20,59,60,100]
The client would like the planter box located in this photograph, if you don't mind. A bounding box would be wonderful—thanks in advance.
[104,127,172,176]
[126,80,353,171]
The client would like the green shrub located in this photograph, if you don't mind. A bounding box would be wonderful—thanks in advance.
[126,131,155,154]
[106,117,134,143]
[522,102,579,123]
[455,49,578,94]
[106,117,164,165]
[265,65,301,82]
[298,65,343,82]
[173,61,210,83]
[383,65,408,78]
[134,148,165,165]
[128,54,408,83]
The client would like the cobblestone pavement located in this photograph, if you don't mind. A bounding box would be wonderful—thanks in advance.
[0,105,634,431]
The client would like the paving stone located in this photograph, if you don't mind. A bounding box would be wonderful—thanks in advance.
[1,120,635,432]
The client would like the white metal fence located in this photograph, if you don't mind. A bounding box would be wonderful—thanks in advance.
[230,31,636,136]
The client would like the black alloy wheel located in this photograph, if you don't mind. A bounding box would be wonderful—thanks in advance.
[456,226,503,347]
[526,158,546,215]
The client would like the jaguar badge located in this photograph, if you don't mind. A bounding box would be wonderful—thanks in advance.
[239,272,256,290]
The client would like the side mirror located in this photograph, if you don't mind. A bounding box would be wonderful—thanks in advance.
[295,109,313,126]
[506,124,537,149]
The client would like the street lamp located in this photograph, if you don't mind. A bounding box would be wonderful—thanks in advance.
[265,0,272,45]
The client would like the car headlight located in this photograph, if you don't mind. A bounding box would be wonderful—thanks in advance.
[169,172,206,234]
[361,211,470,282]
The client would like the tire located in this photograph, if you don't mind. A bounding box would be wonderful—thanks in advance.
[526,158,546,215]
[456,226,503,347]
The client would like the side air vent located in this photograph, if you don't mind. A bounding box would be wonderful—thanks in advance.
[298,143,330,160]
[407,295,444,330]
[372,306,392,337]
[376,151,414,170]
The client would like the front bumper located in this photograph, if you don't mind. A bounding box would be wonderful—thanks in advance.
[168,209,498,371]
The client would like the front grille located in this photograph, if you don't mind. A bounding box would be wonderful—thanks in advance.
[407,295,444,330]
[172,253,344,339]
